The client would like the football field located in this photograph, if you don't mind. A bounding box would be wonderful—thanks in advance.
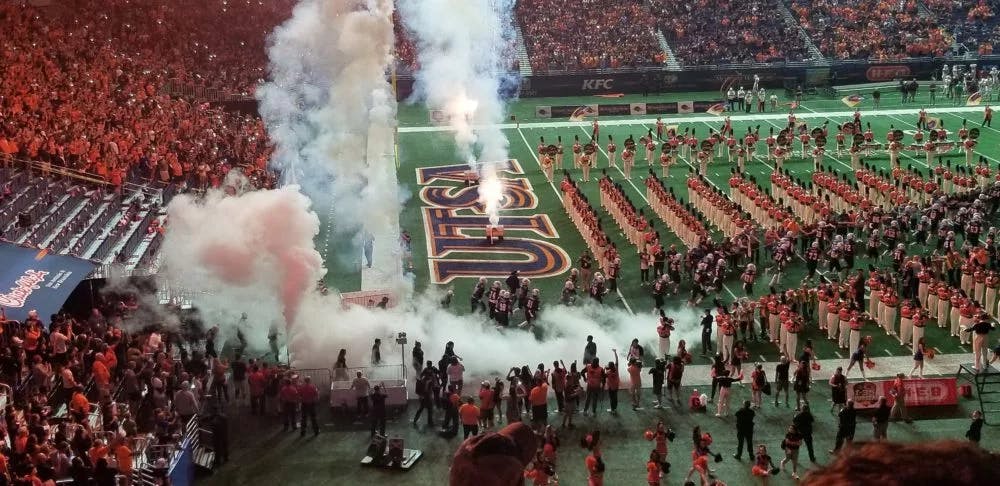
[382,88,1000,364]
[204,89,1000,486]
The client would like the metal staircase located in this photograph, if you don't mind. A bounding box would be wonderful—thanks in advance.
[655,29,682,70]
[777,1,825,61]
[512,20,533,76]
[957,363,1000,425]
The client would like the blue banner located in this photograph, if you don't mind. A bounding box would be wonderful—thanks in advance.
[0,243,97,322]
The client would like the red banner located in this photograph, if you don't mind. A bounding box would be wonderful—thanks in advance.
[846,378,958,409]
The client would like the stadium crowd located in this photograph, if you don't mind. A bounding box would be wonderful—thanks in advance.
[923,0,1000,55]
[654,0,812,65]
[0,1,277,192]
[789,0,950,60]
[515,0,665,72]
[0,285,243,485]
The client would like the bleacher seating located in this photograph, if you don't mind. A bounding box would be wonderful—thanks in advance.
[654,0,812,65]
[515,0,665,72]
[923,0,1000,55]
[788,0,950,60]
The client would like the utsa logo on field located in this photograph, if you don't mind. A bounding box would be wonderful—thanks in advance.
[417,159,570,284]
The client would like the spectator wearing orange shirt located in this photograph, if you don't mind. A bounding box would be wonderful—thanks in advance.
[459,397,481,439]
[529,378,549,431]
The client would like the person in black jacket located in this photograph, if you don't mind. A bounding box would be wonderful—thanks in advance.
[793,405,816,462]
[967,409,984,445]
[873,396,891,441]
[733,400,755,460]
[830,400,856,453]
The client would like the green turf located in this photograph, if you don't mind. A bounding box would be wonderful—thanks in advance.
[389,89,1000,363]
[201,381,996,486]
[235,89,1000,486]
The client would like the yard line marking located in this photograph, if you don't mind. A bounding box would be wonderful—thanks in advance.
[834,351,843,359]
[515,126,563,200]
[934,112,1000,164]
[517,125,637,315]
[400,105,993,133]
[883,349,893,357]
[588,122,751,303]
[759,355,767,363]
[516,126,637,315]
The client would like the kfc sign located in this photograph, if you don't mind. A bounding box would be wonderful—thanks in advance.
[582,79,614,91]
[0,269,49,308]
[866,65,911,82]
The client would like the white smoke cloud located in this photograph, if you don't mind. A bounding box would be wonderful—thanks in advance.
[292,288,706,380]
[256,0,399,241]
[159,0,709,380]
[160,180,324,347]
[398,0,516,225]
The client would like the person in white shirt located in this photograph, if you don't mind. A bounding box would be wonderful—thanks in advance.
[447,357,466,394]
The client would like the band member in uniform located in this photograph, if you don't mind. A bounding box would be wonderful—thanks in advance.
[659,149,673,178]
[592,118,600,140]
[645,135,656,166]
[656,116,665,140]
[573,135,582,168]
[556,136,565,170]
[580,150,592,182]
[541,150,554,182]
[607,135,617,167]
[623,145,635,179]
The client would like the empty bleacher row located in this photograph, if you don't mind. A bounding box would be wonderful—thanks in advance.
[0,166,166,273]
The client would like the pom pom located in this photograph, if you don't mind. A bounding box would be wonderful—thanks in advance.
[644,430,655,441]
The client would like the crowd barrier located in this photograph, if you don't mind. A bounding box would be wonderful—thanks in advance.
[339,289,397,310]
[330,364,408,411]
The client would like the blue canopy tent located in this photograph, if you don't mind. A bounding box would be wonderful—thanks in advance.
[0,242,98,322]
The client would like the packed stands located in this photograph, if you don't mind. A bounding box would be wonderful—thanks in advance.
[515,0,665,72]
[923,0,1000,55]
[0,282,224,484]
[654,0,812,65]
[0,2,276,199]
[788,0,950,60]
[393,10,419,70]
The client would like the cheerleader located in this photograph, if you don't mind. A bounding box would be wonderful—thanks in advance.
[779,425,803,480]
[751,444,777,486]
[685,431,716,486]
[582,431,605,486]
[623,147,635,179]
[646,450,663,486]
[645,420,673,476]
[580,152,592,182]
[555,136,564,170]
[657,311,674,359]
[541,152,554,182]
[846,336,871,380]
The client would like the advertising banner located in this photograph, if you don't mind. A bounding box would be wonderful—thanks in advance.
[0,244,96,322]
[847,377,958,409]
